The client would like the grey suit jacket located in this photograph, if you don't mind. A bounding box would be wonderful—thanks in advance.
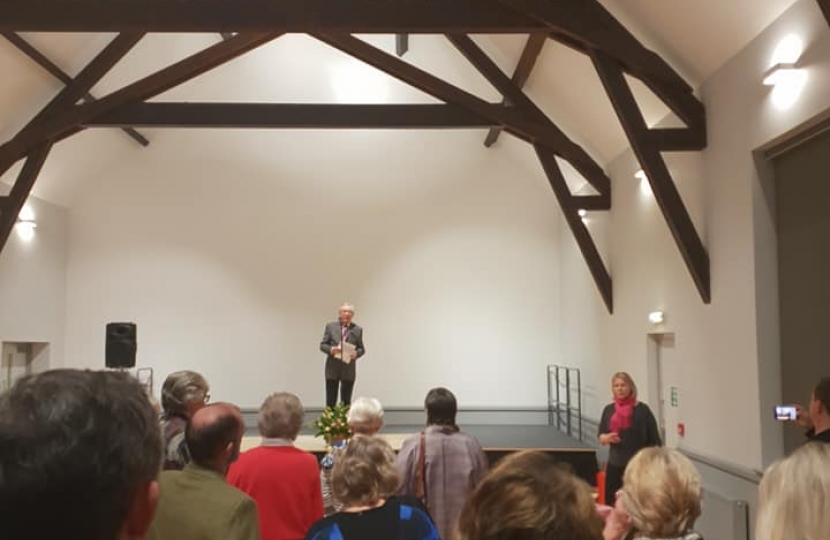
[320,321,365,381]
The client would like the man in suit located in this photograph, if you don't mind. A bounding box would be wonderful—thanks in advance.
[0,369,162,540]
[320,303,365,407]
[147,403,260,540]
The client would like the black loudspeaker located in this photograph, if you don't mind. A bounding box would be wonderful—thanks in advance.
[106,322,137,368]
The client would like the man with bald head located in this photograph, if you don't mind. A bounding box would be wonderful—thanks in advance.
[320,302,366,407]
[147,403,261,540]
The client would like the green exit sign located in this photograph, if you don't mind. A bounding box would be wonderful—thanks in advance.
[670,387,679,408]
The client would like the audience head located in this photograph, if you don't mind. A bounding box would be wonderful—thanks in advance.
[186,403,244,474]
[258,392,304,441]
[332,435,400,508]
[457,450,602,540]
[756,442,830,540]
[347,396,384,435]
[161,370,209,418]
[425,387,458,427]
[0,369,162,540]
[620,447,701,539]
[611,372,637,401]
[339,302,355,325]
[809,377,830,424]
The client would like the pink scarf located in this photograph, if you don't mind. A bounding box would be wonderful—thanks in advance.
[610,396,635,433]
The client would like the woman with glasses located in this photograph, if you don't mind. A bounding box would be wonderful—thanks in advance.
[159,370,210,470]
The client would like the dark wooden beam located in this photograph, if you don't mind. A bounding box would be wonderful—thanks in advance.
[592,51,710,303]
[0,143,52,254]
[819,0,830,27]
[0,33,143,179]
[447,34,609,195]
[396,34,409,57]
[85,103,499,129]
[484,33,546,147]
[649,127,706,152]
[499,0,705,133]
[535,145,612,312]
[0,1,541,33]
[2,32,149,147]
[0,33,281,174]
[573,194,611,211]
[313,32,604,192]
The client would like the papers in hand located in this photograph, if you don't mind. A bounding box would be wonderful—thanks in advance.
[334,342,357,364]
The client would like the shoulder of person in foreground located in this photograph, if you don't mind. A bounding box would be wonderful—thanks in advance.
[394,496,441,540]
[304,515,341,540]
[226,493,261,540]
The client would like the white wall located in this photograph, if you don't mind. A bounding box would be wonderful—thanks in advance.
[0,193,68,369]
[560,0,830,469]
[63,129,564,409]
[61,35,567,409]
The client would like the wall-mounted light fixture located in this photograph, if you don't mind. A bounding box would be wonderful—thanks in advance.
[765,34,808,110]
[648,311,665,325]
[762,62,800,86]
[15,205,37,241]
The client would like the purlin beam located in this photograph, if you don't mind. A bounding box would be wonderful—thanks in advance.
[484,33,546,147]
[0,33,144,178]
[535,145,612,312]
[0,33,282,175]
[1,32,150,147]
[591,50,710,303]
[446,33,609,195]
[85,103,500,129]
[0,1,541,33]
[0,143,52,254]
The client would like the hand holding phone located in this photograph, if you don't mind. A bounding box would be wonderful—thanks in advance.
[774,405,798,421]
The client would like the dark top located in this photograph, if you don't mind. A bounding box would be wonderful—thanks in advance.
[807,427,830,443]
[305,496,440,540]
[599,402,662,467]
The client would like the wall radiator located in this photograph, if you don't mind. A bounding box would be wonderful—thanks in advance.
[696,488,750,540]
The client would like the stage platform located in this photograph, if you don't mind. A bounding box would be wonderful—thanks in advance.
[243,424,598,486]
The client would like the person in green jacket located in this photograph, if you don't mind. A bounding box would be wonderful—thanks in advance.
[148,403,261,540]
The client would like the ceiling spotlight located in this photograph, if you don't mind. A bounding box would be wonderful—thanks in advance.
[648,311,665,325]
[634,170,647,181]
[578,209,587,218]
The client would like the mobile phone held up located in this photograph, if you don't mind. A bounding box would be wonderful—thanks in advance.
[775,405,798,421]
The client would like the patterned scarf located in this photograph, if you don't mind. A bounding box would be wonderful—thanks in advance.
[610,396,635,432]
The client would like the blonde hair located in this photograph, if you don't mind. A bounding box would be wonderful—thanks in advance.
[332,435,400,508]
[756,443,830,540]
[622,447,701,538]
[457,450,603,540]
[612,372,638,400]
[347,397,384,434]
[257,392,304,440]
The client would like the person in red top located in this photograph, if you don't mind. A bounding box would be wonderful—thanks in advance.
[229,392,324,540]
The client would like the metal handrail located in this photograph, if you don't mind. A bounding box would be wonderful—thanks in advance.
[547,364,583,440]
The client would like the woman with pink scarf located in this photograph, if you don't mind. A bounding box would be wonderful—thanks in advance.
[598,372,661,505]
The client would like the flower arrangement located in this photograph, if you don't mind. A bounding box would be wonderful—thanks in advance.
[312,403,352,444]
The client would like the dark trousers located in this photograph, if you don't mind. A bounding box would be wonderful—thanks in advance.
[325,379,354,408]
[604,462,625,505]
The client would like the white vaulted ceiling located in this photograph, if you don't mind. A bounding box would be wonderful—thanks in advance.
[0,0,801,206]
